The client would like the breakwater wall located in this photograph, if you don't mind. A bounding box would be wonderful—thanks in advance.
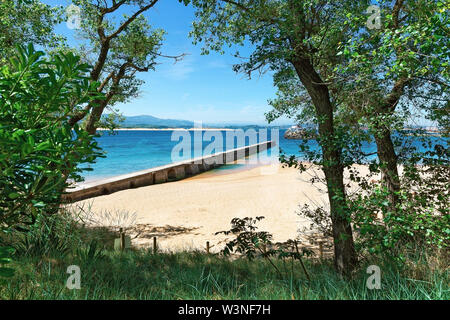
[64,140,275,202]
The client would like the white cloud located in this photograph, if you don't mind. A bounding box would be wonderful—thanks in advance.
[181,93,191,101]
[164,57,195,80]
[239,104,266,115]
[206,60,229,69]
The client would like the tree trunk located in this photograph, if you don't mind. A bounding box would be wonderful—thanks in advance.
[292,57,357,276]
[371,77,408,209]
[84,59,129,135]
[324,164,358,275]
[370,0,406,210]
[85,102,106,135]
[373,127,400,209]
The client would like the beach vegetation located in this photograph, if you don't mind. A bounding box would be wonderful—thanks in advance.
[0,210,447,299]
[0,44,103,232]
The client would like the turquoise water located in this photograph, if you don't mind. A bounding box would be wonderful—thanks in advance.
[82,129,447,181]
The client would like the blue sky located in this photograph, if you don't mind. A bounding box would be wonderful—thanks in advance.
[46,0,434,127]
[49,0,290,125]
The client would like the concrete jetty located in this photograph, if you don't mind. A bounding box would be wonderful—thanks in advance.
[64,140,275,202]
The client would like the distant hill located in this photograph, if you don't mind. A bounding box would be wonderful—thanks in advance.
[120,115,194,128]
[108,114,292,129]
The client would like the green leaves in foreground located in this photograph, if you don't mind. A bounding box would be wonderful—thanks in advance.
[0,44,104,230]
[0,246,15,278]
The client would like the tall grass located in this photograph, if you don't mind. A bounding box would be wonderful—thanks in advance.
[1,249,448,300]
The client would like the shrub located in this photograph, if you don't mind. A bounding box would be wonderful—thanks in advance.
[0,44,104,232]
[3,210,82,258]
[0,246,14,279]
[295,139,449,265]
[349,142,449,263]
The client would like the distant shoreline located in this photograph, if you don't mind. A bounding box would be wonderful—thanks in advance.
[97,127,447,135]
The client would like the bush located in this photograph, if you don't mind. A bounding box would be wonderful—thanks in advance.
[349,142,449,263]
[2,210,82,258]
[0,44,104,232]
[295,139,449,266]
[0,246,14,279]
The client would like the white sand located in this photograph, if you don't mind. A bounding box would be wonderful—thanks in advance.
[73,163,372,252]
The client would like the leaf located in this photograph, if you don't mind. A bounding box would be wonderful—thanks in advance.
[8,192,20,199]
[0,267,15,278]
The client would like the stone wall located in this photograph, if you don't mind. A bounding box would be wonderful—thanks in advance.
[63,141,274,202]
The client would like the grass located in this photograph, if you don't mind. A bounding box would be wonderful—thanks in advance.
[1,248,448,300]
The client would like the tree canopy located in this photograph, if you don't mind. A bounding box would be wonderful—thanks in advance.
[0,0,64,64]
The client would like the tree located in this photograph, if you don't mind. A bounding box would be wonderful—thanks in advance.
[0,0,64,64]
[338,0,449,210]
[185,0,372,275]
[263,1,448,261]
[66,0,185,134]
[341,0,449,261]
[0,44,103,231]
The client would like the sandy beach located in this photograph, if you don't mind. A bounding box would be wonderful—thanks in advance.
[73,163,371,253]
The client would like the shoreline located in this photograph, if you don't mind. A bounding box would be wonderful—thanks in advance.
[79,159,277,186]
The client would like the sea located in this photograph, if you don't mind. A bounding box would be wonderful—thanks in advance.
[81,129,447,182]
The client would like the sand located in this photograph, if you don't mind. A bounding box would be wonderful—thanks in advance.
[72,163,370,253]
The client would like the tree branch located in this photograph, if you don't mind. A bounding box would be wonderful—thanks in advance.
[100,0,127,14]
[107,0,159,41]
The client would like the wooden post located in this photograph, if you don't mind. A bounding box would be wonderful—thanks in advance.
[206,241,210,254]
[153,236,157,254]
[120,228,125,251]
[319,242,323,259]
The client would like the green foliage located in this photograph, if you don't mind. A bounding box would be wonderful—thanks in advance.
[350,141,450,261]
[336,0,449,133]
[0,44,104,231]
[0,246,15,279]
[216,216,272,260]
[2,210,82,258]
[296,136,449,264]
[0,0,65,65]
[76,239,106,266]
[216,217,313,279]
